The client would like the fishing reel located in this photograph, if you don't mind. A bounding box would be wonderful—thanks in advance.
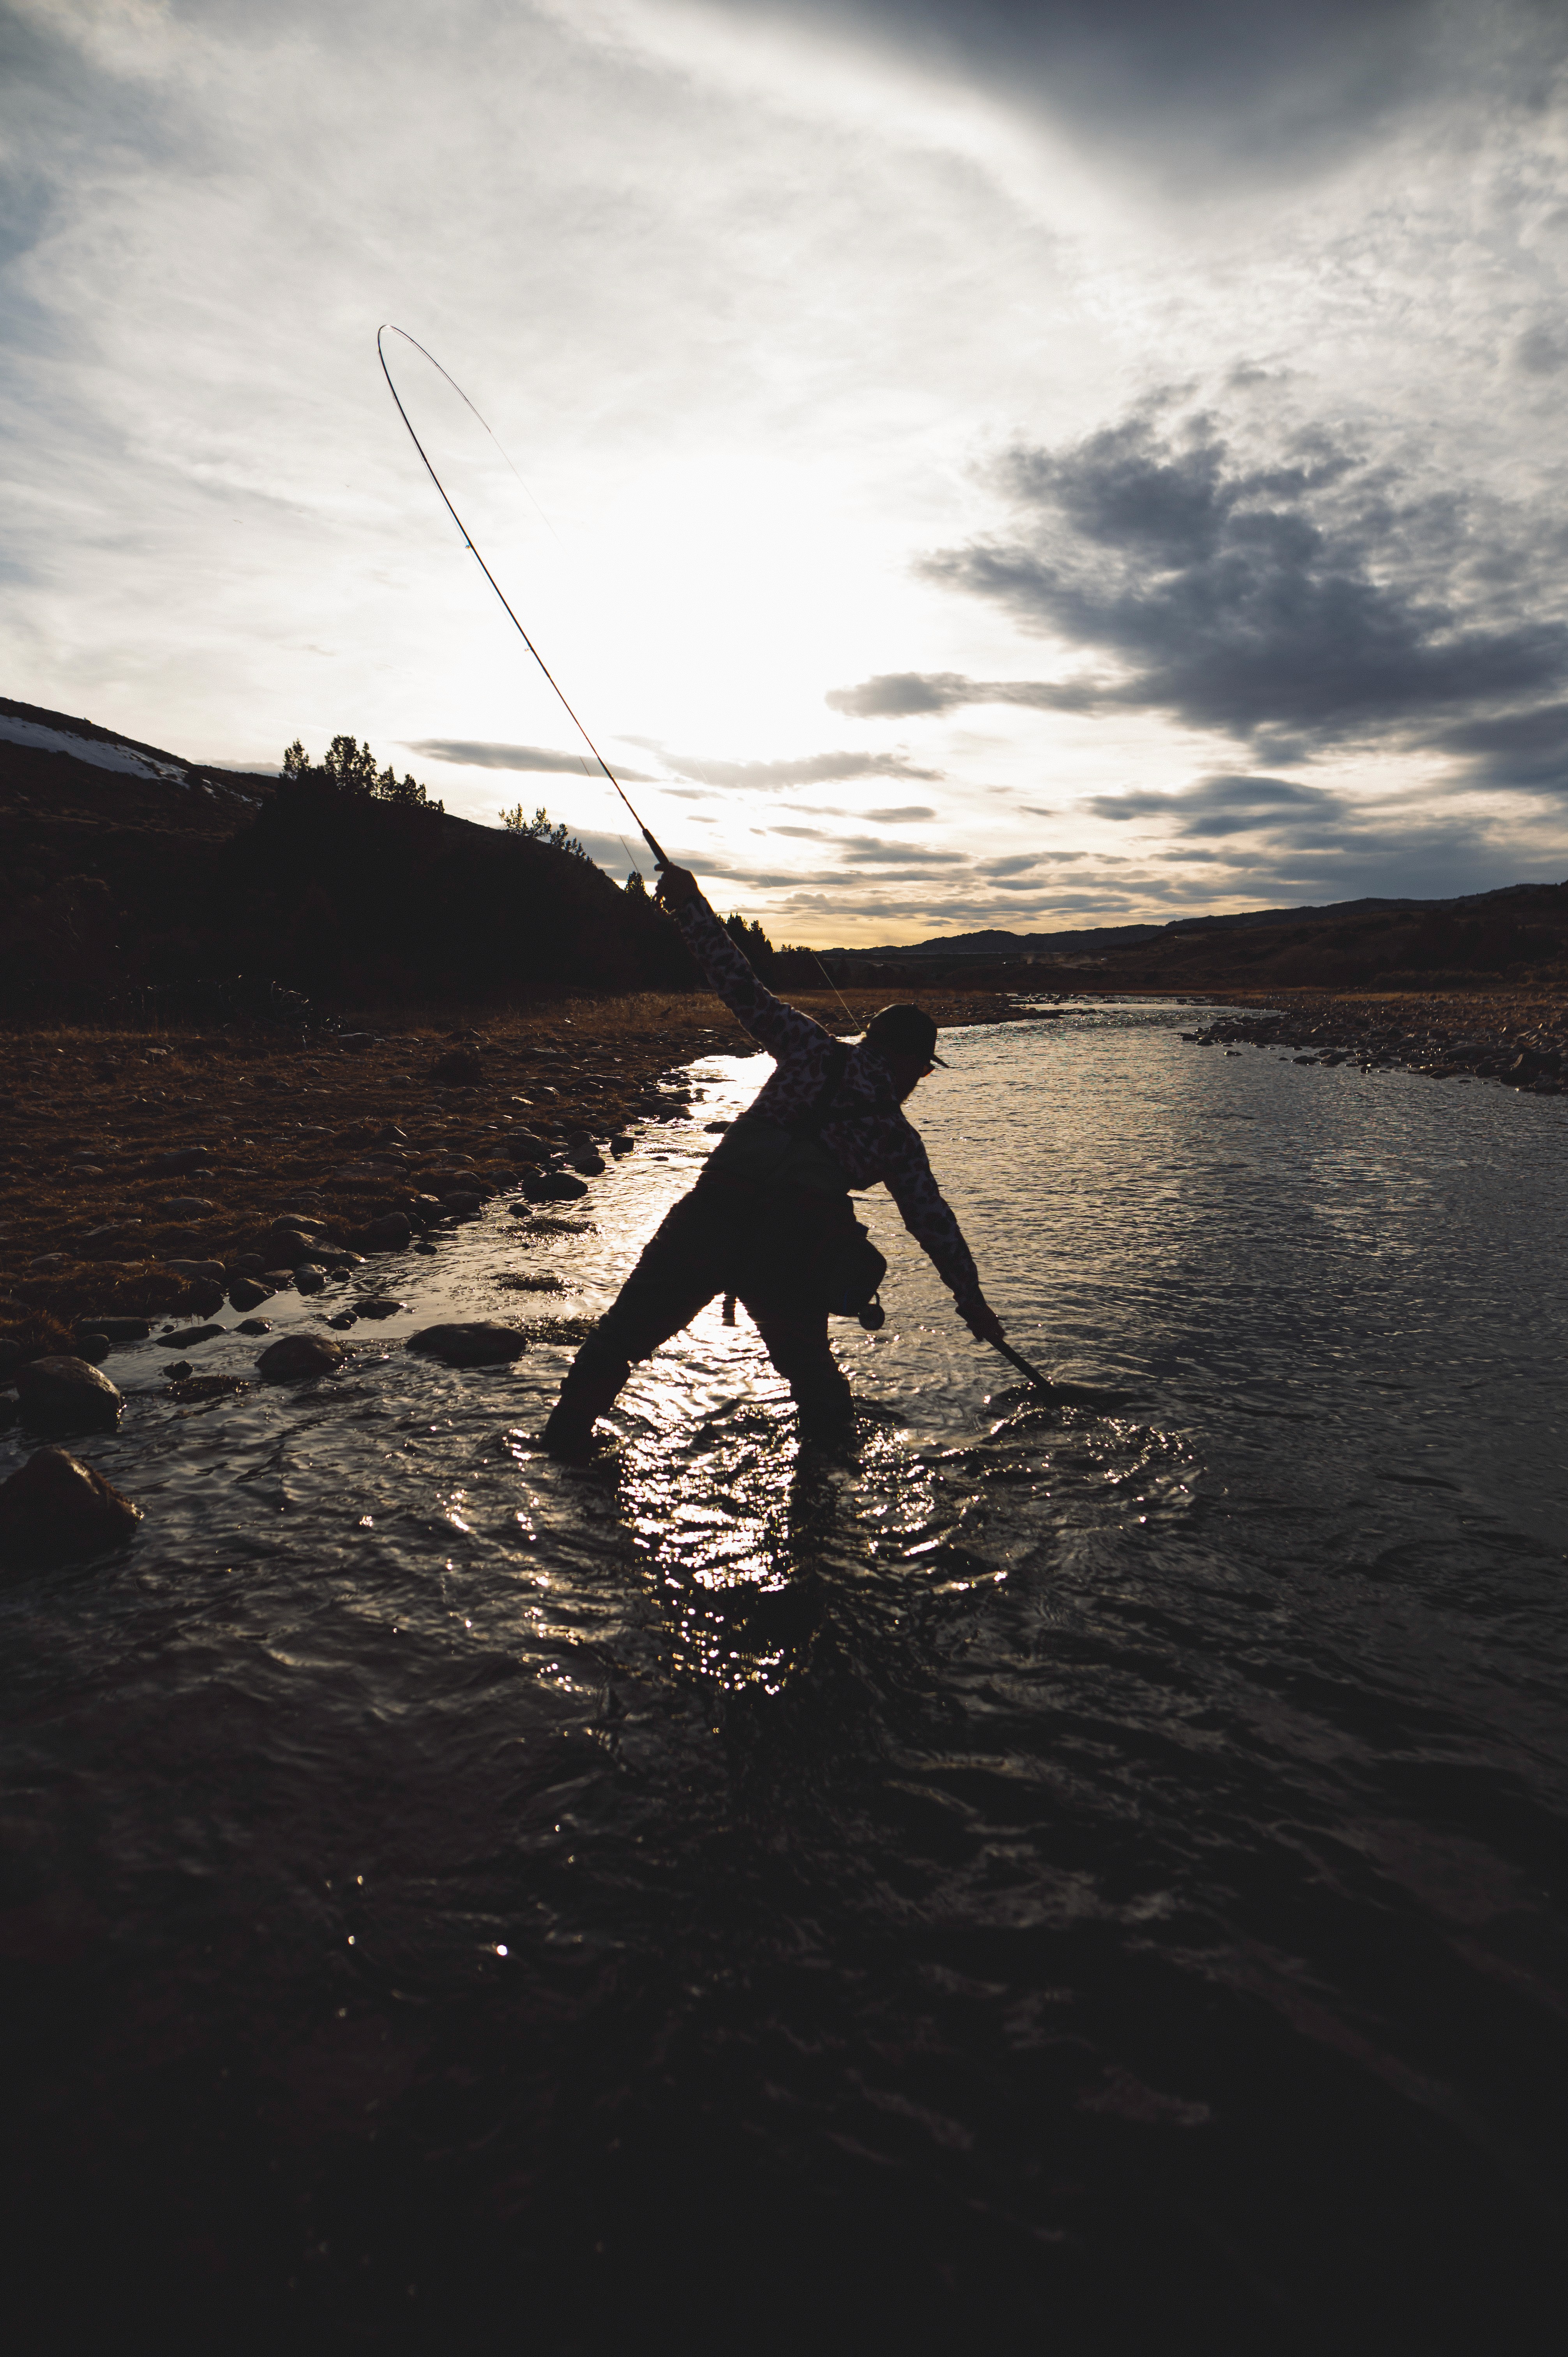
[858,1295,886,1332]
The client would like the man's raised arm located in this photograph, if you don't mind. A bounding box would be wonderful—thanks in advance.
[657,864,832,1063]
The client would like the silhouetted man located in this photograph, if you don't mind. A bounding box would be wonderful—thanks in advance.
[542,862,1005,1457]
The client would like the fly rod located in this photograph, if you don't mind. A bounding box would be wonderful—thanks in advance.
[990,1336,1131,1411]
[377,324,669,869]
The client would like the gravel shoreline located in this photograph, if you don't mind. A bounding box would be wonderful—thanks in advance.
[0,985,1026,1364]
[1181,997,1568,1091]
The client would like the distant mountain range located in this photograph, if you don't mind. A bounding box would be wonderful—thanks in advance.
[826,889,1566,962]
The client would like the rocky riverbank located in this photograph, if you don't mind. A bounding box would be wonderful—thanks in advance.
[1181,990,1568,1090]
[0,982,1026,1364]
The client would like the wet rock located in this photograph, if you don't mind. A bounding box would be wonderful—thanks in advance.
[168,1373,248,1402]
[173,1325,229,1346]
[162,1360,194,1380]
[257,1333,348,1381]
[182,1279,226,1318]
[14,1356,124,1434]
[0,1447,141,1567]
[360,1211,413,1252]
[263,1228,320,1268]
[326,1311,357,1329]
[236,1317,272,1336]
[294,1264,328,1294]
[230,1254,267,1277]
[262,1269,297,1291]
[164,1259,226,1283]
[521,1171,590,1203]
[229,1276,272,1311]
[356,1297,408,1319]
[76,1317,151,1345]
[570,1153,607,1176]
[406,1322,526,1367]
[609,1136,633,1156]
[441,1191,484,1216]
[74,1332,112,1364]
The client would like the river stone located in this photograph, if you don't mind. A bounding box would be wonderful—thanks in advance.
[85,1316,153,1344]
[229,1276,272,1310]
[263,1230,317,1268]
[235,1318,272,1336]
[0,1448,141,1567]
[75,1333,112,1364]
[441,1191,484,1216]
[257,1334,347,1381]
[405,1322,527,1367]
[360,1211,413,1251]
[14,1356,124,1434]
[164,1196,215,1216]
[294,1264,328,1293]
[164,1258,226,1281]
[537,1172,590,1202]
[355,1296,408,1319]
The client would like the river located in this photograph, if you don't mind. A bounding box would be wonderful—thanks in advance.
[3,1003,1565,2350]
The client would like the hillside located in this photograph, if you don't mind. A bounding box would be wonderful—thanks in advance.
[0,700,689,1012]
[826,882,1568,995]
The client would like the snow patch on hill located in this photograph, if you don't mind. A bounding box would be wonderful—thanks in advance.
[0,714,191,785]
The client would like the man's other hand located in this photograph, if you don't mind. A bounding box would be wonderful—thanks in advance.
[963,1300,1006,1347]
[656,863,701,909]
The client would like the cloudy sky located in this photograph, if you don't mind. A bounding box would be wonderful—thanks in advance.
[4,0,1568,943]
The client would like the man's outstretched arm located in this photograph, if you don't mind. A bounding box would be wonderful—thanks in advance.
[657,864,833,1064]
[880,1128,1006,1345]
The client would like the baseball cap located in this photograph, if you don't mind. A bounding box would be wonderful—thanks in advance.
[864,1004,948,1066]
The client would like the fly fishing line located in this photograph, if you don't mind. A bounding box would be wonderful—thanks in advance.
[377,324,668,867]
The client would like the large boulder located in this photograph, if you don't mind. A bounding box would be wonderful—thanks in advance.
[14,1357,124,1435]
[229,1276,273,1311]
[0,1448,141,1568]
[257,1334,348,1381]
[406,1322,527,1367]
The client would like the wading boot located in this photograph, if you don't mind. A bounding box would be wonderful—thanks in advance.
[541,1345,630,1461]
[789,1364,857,1450]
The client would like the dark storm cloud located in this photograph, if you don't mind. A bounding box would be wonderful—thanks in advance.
[1437,701,1568,794]
[410,739,658,781]
[620,739,939,788]
[838,397,1568,773]
[825,671,1100,719]
[710,0,1562,181]
[1081,771,1567,901]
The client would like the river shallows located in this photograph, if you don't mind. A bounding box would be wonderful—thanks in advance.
[4,1005,1565,2349]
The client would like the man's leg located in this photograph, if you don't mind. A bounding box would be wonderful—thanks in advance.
[743,1296,855,1441]
[542,1188,726,1456]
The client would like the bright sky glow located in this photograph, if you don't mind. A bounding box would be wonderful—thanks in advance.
[4,0,1568,942]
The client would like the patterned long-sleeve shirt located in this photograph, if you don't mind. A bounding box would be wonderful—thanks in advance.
[676,894,984,1313]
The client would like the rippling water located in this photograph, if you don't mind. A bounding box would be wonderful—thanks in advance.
[4,1006,1566,2350]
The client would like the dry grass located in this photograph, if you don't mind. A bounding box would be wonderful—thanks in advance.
[0,982,1025,1345]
